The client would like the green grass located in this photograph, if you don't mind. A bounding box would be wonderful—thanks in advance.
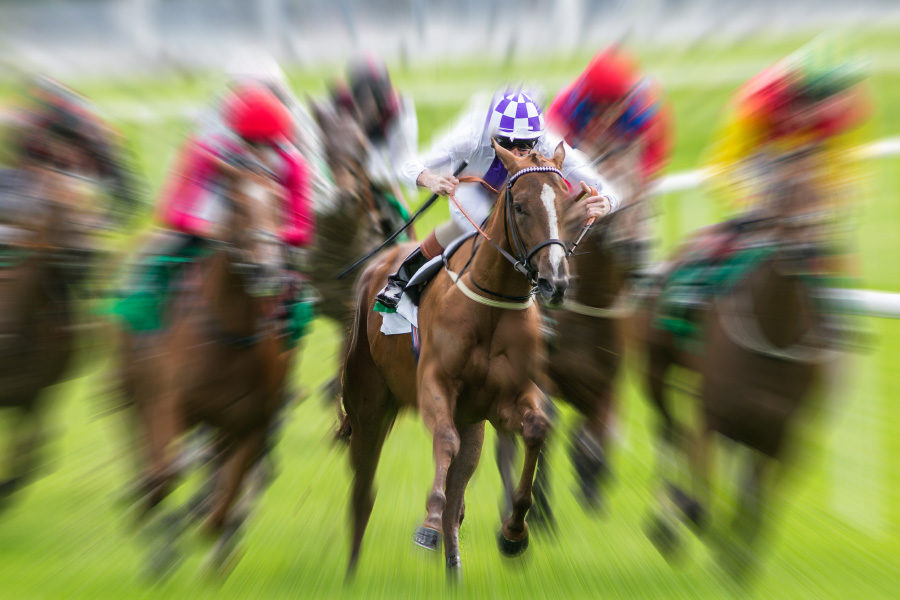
[1,29,899,599]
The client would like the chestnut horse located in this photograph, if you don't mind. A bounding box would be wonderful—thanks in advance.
[120,156,293,573]
[341,142,578,574]
[0,164,101,510]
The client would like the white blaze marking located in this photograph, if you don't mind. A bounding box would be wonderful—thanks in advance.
[540,183,563,278]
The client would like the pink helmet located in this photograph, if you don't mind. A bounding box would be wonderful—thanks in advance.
[223,84,293,143]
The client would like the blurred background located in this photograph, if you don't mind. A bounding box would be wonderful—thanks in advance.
[0,1,898,598]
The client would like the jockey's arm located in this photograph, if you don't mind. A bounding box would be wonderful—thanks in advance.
[156,136,221,238]
[400,106,481,196]
[278,147,315,247]
[542,134,620,219]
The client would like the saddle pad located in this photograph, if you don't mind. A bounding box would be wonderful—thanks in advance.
[379,232,476,336]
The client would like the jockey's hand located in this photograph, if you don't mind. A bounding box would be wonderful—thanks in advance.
[580,181,612,222]
[418,169,459,197]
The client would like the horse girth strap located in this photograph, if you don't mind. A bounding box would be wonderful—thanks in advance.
[445,265,534,310]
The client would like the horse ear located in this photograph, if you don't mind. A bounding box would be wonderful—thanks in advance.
[492,138,521,173]
[552,141,566,169]
[308,99,326,128]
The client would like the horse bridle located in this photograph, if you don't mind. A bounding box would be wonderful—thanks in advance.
[501,166,569,283]
[451,166,587,302]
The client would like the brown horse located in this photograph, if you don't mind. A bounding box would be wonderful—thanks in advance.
[637,162,837,577]
[496,144,650,519]
[0,164,100,510]
[341,142,578,574]
[120,156,293,573]
[302,101,397,398]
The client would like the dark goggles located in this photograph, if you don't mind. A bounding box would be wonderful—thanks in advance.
[495,136,538,151]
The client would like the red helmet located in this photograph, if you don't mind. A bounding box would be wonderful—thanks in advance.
[581,47,640,102]
[223,84,293,143]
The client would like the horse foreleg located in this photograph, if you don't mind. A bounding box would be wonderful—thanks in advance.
[203,430,265,535]
[415,370,461,552]
[495,431,518,517]
[0,404,44,510]
[442,421,485,572]
[138,390,182,517]
[203,429,266,574]
[644,346,686,558]
[498,387,550,557]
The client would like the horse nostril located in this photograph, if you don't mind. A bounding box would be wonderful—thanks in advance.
[538,276,567,306]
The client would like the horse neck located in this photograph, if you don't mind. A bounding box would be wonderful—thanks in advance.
[202,251,259,336]
[571,232,626,307]
[0,256,52,331]
[468,191,532,299]
[751,260,815,348]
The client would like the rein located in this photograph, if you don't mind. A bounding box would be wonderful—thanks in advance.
[450,168,573,285]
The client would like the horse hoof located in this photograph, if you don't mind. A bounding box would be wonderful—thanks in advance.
[446,554,462,570]
[413,526,441,551]
[645,515,681,559]
[667,483,705,531]
[497,531,529,557]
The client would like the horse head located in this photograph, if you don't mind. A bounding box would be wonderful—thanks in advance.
[310,99,374,219]
[211,154,287,298]
[491,140,572,305]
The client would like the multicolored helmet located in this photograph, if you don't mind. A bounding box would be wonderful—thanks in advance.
[489,92,544,141]
[223,84,293,143]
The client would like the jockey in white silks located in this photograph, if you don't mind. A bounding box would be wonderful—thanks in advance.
[339,58,419,235]
[374,89,619,312]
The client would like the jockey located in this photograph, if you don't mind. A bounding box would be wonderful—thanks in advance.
[546,46,672,190]
[219,54,336,210]
[546,47,673,278]
[374,89,619,313]
[335,57,418,236]
[115,82,316,339]
[156,82,314,253]
[4,76,141,226]
[705,42,869,220]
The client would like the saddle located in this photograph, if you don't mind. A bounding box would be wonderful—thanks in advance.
[654,222,775,351]
[379,233,476,337]
[405,233,476,305]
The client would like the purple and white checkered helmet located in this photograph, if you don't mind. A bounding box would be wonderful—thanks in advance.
[489,92,544,140]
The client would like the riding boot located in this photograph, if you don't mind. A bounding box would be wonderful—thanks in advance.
[374,246,428,313]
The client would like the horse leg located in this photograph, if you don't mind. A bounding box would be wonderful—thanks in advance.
[679,424,713,531]
[346,401,396,574]
[528,395,557,530]
[135,390,185,578]
[137,391,182,517]
[644,347,684,558]
[720,451,770,580]
[415,370,461,552]
[0,402,44,511]
[203,429,267,575]
[442,422,484,573]
[571,392,612,513]
[494,431,518,518]
[498,386,551,557]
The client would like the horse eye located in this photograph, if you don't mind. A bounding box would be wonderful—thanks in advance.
[514,203,525,215]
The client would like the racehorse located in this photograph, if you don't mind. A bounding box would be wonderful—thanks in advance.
[637,152,838,577]
[0,161,103,510]
[496,144,649,521]
[341,141,577,575]
[302,100,392,398]
[119,155,293,573]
